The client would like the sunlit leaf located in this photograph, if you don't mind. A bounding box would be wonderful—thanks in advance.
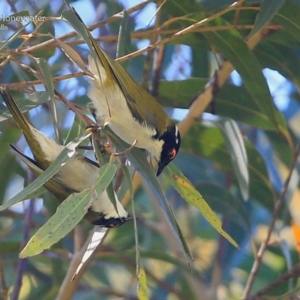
[20,162,116,257]
[137,268,149,300]
[165,163,239,248]
[216,118,249,201]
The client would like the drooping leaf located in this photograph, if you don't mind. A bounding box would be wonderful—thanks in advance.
[249,0,285,38]
[137,268,149,300]
[20,162,116,257]
[165,163,239,248]
[273,0,300,44]
[216,118,249,201]
[195,182,250,231]
[203,17,287,132]
[20,189,93,258]
[0,92,50,123]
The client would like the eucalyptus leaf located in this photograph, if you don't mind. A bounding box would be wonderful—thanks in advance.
[20,162,116,257]
[0,92,50,123]
[137,268,149,300]
[203,17,287,132]
[20,189,93,258]
[165,163,239,248]
[248,0,285,38]
[216,118,249,201]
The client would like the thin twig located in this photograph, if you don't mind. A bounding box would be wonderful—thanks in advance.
[178,27,275,136]
[117,2,249,63]
[98,245,188,300]
[21,23,280,54]
[242,143,300,299]
[54,89,95,127]
[21,1,152,54]
[0,71,87,90]
[247,263,300,299]
[233,0,246,25]
[151,43,165,97]
[10,199,35,300]
[55,229,110,300]
[140,0,163,89]
[0,253,8,300]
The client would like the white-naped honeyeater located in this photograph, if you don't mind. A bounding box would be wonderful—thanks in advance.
[1,90,130,228]
[73,9,180,176]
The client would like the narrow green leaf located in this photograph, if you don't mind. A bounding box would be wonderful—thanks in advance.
[93,162,117,195]
[54,37,91,75]
[116,10,131,68]
[273,0,300,43]
[203,18,287,132]
[249,0,285,38]
[11,146,78,202]
[195,183,250,231]
[165,163,239,248]
[64,115,87,145]
[61,9,96,59]
[35,58,60,142]
[159,79,283,130]
[35,58,54,100]
[20,162,115,257]
[182,124,276,211]
[216,118,249,201]
[0,133,91,211]
[0,92,50,123]
[137,269,149,300]
[20,190,92,257]
[0,19,30,52]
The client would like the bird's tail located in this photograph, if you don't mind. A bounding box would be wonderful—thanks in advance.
[1,90,54,170]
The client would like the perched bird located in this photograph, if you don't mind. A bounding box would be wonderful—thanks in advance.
[75,11,180,176]
[0,90,129,227]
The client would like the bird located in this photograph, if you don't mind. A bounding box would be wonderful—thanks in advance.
[0,90,129,228]
[74,10,181,176]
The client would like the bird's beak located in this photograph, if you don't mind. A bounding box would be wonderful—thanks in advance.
[156,162,165,176]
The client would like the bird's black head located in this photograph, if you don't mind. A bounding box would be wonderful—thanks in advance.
[157,125,180,176]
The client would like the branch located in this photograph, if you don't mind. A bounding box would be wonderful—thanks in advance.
[178,27,273,136]
[247,263,300,299]
[10,198,35,300]
[55,229,109,300]
[0,253,8,300]
[242,143,300,299]
[0,71,87,90]
[22,1,152,54]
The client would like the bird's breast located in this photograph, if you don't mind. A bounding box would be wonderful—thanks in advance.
[88,76,163,159]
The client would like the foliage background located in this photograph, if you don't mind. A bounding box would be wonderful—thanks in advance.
[1,0,300,299]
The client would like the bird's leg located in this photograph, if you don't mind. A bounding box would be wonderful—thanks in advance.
[113,139,138,156]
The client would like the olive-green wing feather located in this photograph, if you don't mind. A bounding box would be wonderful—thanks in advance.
[1,90,51,169]
[10,145,77,201]
[72,9,171,136]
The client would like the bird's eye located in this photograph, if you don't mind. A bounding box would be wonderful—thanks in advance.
[169,148,177,160]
